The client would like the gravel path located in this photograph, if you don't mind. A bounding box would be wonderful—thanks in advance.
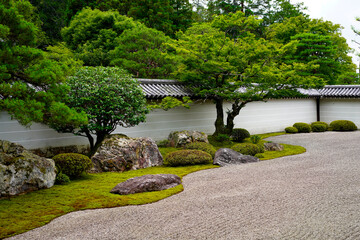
[9,132,360,240]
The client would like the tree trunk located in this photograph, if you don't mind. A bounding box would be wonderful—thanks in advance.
[225,100,248,134]
[88,131,108,157]
[213,98,226,136]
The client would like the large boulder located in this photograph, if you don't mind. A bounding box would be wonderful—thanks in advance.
[168,130,209,147]
[213,148,259,167]
[91,135,163,173]
[0,140,56,197]
[263,142,284,151]
[110,174,181,195]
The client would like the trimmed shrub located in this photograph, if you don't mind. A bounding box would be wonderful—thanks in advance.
[311,123,327,132]
[250,135,261,144]
[330,120,358,131]
[53,153,93,178]
[184,142,216,158]
[55,172,71,185]
[215,134,230,142]
[231,143,262,156]
[254,153,264,158]
[285,127,298,134]
[311,121,329,129]
[293,122,311,133]
[231,128,250,142]
[164,150,212,167]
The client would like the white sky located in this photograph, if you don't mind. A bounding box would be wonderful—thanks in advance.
[290,0,360,66]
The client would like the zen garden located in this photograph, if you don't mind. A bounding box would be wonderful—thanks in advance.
[1,0,360,239]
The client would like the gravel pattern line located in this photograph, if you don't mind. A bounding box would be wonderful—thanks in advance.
[8,132,360,240]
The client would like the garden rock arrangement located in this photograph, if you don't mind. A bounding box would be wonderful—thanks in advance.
[110,174,181,195]
[213,148,259,167]
[263,142,284,151]
[168,130,209,147]
[91,134,163,173]
[0,140,56,197]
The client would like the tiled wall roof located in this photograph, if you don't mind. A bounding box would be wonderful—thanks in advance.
[137,79,360,99]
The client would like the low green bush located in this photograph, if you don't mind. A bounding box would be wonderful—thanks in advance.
[157,139,170,147]
[254,153,264,158]
[285,127,298,134]
[250,135,261,144]
[164,150,212,166]
[53,153,93,179]
[215,134,230,142]
[293,122,311,133]
[55,172,71,185]
[231,128,250,142]
[330,120,358,131]
[184,142,216,158]
[311,123,327,132]
[231,143,262,156]
[311,121,329,129]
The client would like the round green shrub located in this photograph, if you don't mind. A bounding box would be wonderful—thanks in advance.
[184,142,216,158]
[231,128,250,142]
[164,150,212,167]
[231,143,262,156]
[215,134,230,142]
[250,135,261,144]
[53,153,93,178]
[254,153,264,158]
[311,123,327,132]
[311,121,329,129]
[330,120,358,131]
[285,127,298,134]
[293,122,311,133]
[55,172,71,185]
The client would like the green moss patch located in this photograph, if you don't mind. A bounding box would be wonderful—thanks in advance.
[259,144,306,160]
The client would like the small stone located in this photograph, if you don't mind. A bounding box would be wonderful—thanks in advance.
[213,148,259,167]
[91,135,163,173]
[168,130,209,148]
[110,174,182,195]
[264,142,284,151]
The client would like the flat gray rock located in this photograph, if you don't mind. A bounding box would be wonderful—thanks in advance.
[110,174,181,195]
[213,148,259,167]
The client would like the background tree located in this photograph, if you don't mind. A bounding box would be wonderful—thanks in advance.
[110,25,175,78]
[65,67,149,154]
[267,15,356,84]
[172,11,324,135]
[0,0,87,130]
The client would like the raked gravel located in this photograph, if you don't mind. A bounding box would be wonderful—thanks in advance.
[8,131,360,240]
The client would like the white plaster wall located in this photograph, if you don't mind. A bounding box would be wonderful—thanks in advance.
[0,98,317,149]
[320,99,360,127]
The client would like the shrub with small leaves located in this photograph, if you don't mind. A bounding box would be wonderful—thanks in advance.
[231,128,250,142]
[157,140,170,147]
[215,134,230,142]
[164,150,212,166]
[53,153,93,178]
[55,172,71,185]
[311,121,329,129]
[184,142,216,158]
[254,153,264,158]
[293,122,311,133]
[311,123,327,132]
[330,120,357,131]
[250,135,261,144]
[285,127,298,133]
[231,143,262,156]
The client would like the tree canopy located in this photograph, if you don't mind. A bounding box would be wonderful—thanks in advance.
[65,66,149,153]
[172,12,325,135]
[0,0,87,130]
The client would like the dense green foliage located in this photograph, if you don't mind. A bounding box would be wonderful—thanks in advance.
[0,0,87,130]
[311,123,327,132]
[184,142,217,158]
[164,150,213,166]
[250,135,262,144]
[55,172,71,185]
[64,66,148,152]
[285,126,298,133]
[311,121,329,129]
[231,128,251,142]
[330,120,358,131]
[53,153,93,178]
[293,122,311,133]
[231,143,263,156]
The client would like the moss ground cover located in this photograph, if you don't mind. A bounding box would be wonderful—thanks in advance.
[0,165,217,239]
